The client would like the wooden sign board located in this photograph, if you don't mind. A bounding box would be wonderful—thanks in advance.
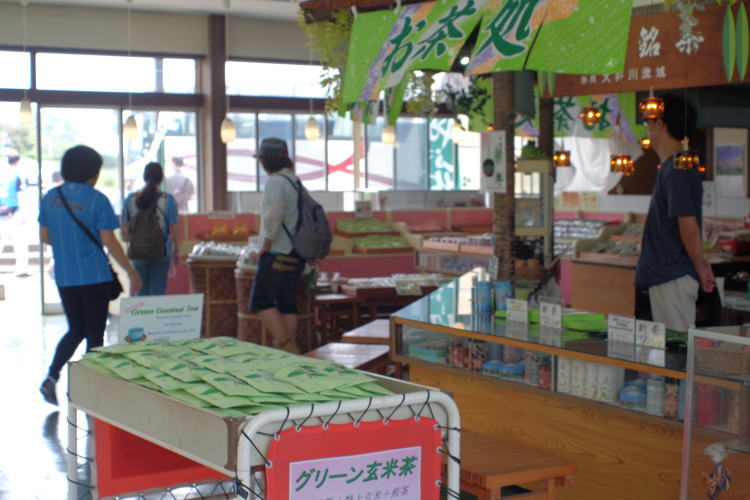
[553,4,732,97]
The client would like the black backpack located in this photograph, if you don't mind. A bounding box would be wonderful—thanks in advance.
[280,175,332,260]
[127,194,167,262]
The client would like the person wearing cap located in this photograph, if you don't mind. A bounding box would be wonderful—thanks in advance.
[248,138,304,353]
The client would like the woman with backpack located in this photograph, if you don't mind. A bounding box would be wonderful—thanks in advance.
[121,162,179,296]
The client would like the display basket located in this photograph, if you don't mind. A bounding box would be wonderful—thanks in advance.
[695,344,750,375]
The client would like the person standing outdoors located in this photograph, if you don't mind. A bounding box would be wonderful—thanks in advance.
[249,138,304,354]
[0,154,22,219]
[0,154,30,276]
[39,145,141,405]
[635,93,716,332]
[165,156,195,212]
[121,162,180,296]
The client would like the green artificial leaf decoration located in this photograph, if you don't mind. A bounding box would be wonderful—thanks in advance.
[724,4,737,82]
[737,3,750,80]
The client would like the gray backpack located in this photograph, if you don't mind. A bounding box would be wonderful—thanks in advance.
[127,194,167,262]
[280,175,332,260]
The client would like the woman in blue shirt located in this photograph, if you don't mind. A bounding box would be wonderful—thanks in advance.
[121,162,179,296]
[38,145,142,405]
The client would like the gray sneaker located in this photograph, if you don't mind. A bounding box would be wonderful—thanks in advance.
[40,377,58,406]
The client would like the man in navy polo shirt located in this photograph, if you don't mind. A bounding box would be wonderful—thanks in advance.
[635,94,715,332]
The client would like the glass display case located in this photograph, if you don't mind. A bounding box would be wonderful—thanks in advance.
[680,328,750,499]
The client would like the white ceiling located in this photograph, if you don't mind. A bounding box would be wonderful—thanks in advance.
[0,0,302,21]
[0,0,661,23]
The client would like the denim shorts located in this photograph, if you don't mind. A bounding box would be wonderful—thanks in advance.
[248,252,305,314]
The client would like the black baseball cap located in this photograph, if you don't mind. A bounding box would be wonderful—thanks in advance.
[254,137,289,160]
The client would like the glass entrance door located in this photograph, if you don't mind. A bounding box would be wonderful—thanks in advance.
[39,107,121,314]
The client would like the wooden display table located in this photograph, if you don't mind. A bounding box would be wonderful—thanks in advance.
[305,342,390,374]
[340,283,437,321]
[456,430,577,499]
[187,258,237,338]
[341,319,390,345]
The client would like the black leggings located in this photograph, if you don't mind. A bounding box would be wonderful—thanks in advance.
[48,282,111,380]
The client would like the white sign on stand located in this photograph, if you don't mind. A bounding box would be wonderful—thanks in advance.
[480,130,507,194]
[506,299,529,323]
[635,320,666,349]
[119,294,204,344]
[608,314,635,344]
[540,299,562,329]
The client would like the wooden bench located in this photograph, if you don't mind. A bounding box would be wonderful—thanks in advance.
[341,319,390,345]
[305,342,390,374]
[452,430,577,500]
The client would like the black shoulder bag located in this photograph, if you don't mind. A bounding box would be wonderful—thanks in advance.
[57,187,124,301]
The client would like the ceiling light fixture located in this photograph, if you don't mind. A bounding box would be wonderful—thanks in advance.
[123,0,137,140]
[553,150,571,167]
[303,48,320,141]
[18,0,32,126]
[220,0,236,144]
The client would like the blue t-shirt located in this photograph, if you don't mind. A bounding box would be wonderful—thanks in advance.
[635,156,703,288]
[38,183,120,287]
[0,170,21,208]
[121,191,179,254]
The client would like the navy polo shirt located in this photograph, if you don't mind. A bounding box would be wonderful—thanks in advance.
[635,155,703,288]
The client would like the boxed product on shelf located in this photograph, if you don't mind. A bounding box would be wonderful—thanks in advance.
[336,218,395,236]
[352,235,411,253]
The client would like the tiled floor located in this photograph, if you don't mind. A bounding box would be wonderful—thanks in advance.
[0,273,103,500]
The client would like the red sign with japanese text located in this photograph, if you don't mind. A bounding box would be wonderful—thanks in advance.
[553,4,729,97]
[265,418,442,500]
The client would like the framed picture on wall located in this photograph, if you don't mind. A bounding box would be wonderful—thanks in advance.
[714,143,746,197]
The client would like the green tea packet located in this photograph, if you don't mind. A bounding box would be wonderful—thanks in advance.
[201,373,264,398]
[235,370,303,394]
[185,383,255,409]
[100,358,150,380]
[157,360,215,383]
[275,363,353,392]
[130,377,164,393]
[189,354,239,374]
[335,385,379,399]
[92,341,165,355]
[164,389,215,408]
[218,404,282,418]
[145,371,189,392]
[315,363,375,387]
[195,337,258,357]
[121,350,186,369]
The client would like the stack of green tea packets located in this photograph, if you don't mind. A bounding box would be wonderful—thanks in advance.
[83,337,393,417]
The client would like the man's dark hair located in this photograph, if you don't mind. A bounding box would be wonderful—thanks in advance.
[659,93,697,142]
[7,155,20,165]
[172,156,184,168]
[61,145,103,183]
[261,156,294,174]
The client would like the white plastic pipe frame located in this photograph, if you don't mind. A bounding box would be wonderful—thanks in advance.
[236,390,461,500]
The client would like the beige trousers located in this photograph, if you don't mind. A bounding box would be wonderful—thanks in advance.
[648,275,699,333]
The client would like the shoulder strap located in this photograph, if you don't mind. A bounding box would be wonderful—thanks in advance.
[57,187,107,256]
[277,174,302,241]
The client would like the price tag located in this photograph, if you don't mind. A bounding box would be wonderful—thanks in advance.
[207,211,235,219]
[608,314,635,344]
[540,300,562,329]
[635,320,666,348]
[506,321,529,341]
[506,299,529,323]
[540,325,562,347]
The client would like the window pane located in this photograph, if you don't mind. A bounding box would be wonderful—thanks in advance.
[457,131,481,190]
[41,107,121,210]
[0,51,30,89]
[365,117,394,191]
[37,53,157,92]
[122,110,199,213]
[258,113,293,190]
[294,115,326,191]
[326,114,354,192]
[227,112,257,192]
[162,58,197,93]
[428,118,456,191]
[396,117,427,190]
[226,61,328,98]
